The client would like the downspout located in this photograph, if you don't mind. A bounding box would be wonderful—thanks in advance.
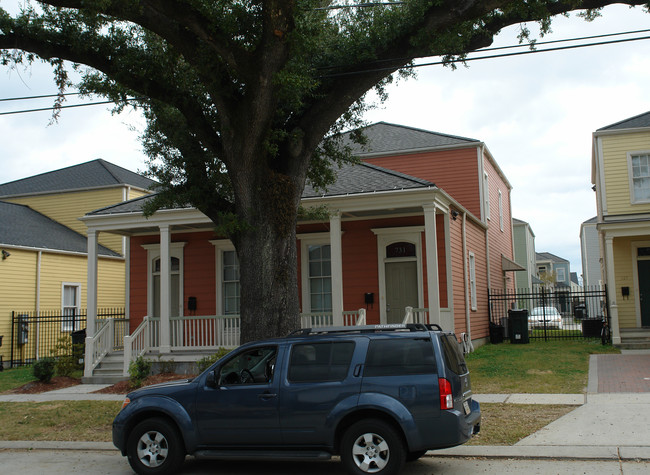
[35,251,42,360]
[462,212,474,352]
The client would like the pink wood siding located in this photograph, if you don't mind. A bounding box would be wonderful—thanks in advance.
[362,148,482,217]
[483,153,515,292]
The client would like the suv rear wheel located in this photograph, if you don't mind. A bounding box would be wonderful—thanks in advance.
[341,419,405,475]
[126,417,185,475]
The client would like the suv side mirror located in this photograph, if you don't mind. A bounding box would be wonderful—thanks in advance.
[206,370,218,388]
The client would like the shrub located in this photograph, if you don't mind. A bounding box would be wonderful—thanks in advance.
[50,337,80,377]
[128,356,152,388]
[196,348,231,373]
[33,358,56,383]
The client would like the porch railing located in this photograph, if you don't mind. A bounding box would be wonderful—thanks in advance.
[403,307,430,325]
[121,317,152,377]
[87,319,113,374]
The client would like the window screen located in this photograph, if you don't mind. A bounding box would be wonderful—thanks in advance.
[364,338,436,377]
[288,341,354,382]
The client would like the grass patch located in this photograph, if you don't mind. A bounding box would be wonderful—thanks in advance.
[0,367,35,392]
[466,340,620,394]
[0,401,122,441]
[467,403,576,445]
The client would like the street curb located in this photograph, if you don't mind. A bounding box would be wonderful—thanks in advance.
[431,445,650,461]
[0,441,117,451]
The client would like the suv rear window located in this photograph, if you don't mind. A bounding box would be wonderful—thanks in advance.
[288,341,355,382]
[364,338,436,377]
[440,334,468,375]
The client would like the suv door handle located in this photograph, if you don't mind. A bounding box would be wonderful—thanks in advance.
[258,392,278,401]
[354,364,363,377]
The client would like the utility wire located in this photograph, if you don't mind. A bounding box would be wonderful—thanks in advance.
[1,30,648,115]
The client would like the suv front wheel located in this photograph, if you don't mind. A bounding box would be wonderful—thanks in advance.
[126,417,185,475]
[341,419,406,475]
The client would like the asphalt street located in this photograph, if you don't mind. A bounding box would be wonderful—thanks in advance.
[1,450,649,475]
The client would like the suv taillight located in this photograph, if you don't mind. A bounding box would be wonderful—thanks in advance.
[439,378,454,410]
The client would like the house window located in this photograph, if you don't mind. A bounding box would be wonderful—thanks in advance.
[483,172,490,220]
[309,244,332,313]
[556,268,566,282]
[498,190,504,231]
[223,250,241,315]
[469,252,477,311]
[61,283,81,332]
[630,152,650,202]
[152,256,181,318]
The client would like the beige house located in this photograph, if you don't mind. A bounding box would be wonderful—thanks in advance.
[0,160,154,367]
[592,111,650,347]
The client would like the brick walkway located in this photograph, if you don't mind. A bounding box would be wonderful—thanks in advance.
[596,354,650,393]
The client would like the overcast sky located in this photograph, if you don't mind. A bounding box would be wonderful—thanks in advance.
[2,4,650,279]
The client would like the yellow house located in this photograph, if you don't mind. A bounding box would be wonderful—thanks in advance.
[592,111,650,347]
[0,160,155,368]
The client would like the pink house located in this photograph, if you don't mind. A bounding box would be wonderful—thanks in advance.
[82,123,517,381]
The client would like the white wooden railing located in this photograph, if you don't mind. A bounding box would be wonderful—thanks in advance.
[402,307,430,325]
[118,309,367,376]
[85,319,112,377]
[123,317,152,376]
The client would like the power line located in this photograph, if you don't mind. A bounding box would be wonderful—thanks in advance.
[1,29,648,115]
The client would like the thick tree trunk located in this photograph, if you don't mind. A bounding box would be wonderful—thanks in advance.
[227,168,303,343]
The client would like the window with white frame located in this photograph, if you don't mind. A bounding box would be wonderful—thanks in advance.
[556,267,566,282]
[469,252,477,311]
[498,189,504,231]
[308,244,332,313]
[630,152,650,202]
[222,250,241,315]
[483,172,490,220]
[143,242,185,319]
[61,283,81,331]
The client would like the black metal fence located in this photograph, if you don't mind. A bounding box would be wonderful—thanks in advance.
[9,308,126,367]
[488,286,609,343]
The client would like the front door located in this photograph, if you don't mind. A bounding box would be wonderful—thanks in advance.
[385,261,418,324]
[638,260,650,327]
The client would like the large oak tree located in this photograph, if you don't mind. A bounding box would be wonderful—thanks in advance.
[1,1,647,342]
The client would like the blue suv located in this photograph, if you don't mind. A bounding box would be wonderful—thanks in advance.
[113,324,480,475]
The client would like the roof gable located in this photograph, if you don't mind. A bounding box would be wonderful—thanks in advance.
[0,201,119,256]
[339,122,480,156]
[0,159,156,197]
[597,111,650,131]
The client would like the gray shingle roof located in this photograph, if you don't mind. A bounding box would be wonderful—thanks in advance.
[89,161,435,216]
[338,122,480,155]
[0,159,156,197]
[598,111,650,131]
[302,161,434,198]
[0,201,119,256]
[536,252,569,263]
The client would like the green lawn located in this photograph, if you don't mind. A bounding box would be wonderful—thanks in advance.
[465,339,620,394]
[0,367,35,393]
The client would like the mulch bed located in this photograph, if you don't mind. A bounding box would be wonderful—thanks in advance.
[5,376,82,394]
[4,373,195,395]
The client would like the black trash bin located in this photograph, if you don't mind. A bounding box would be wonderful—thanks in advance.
[0,335,3,372]
[581,318,602,338]
[574,304,586,320]
[70,329,86,365]
[489,322,505,344]
[508,309,529,344]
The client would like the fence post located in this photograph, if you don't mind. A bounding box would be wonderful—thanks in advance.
[10,311,14,369]
[123,334,132,377]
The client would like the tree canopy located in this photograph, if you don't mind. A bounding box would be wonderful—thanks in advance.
[2,0,647,341]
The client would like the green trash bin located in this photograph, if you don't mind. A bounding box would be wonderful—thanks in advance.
[508,309,529,344]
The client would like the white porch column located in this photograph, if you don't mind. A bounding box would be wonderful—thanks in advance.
[423,205,441,327]
[159,225,172,353]
[604,236,621,345]
[84,229,98,378]
[330,212,344,326]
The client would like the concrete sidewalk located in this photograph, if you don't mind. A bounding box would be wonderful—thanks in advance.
[1,351,649,461]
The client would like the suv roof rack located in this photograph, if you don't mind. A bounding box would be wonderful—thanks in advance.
[288,323,443,337]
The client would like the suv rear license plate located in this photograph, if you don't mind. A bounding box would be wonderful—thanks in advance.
[463,400,471,415]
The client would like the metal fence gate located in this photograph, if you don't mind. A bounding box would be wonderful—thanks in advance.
[9,308,126,367]
[488,286,609,343]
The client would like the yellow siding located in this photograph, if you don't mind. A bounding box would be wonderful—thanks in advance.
[602,132,650,215]
[0,249,38,363]
[612,237,637,328]
[5,187,126,253]
[127,188,151,200]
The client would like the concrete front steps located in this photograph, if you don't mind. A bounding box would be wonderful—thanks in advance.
[82,351,128,384]
[619,328,650,350]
